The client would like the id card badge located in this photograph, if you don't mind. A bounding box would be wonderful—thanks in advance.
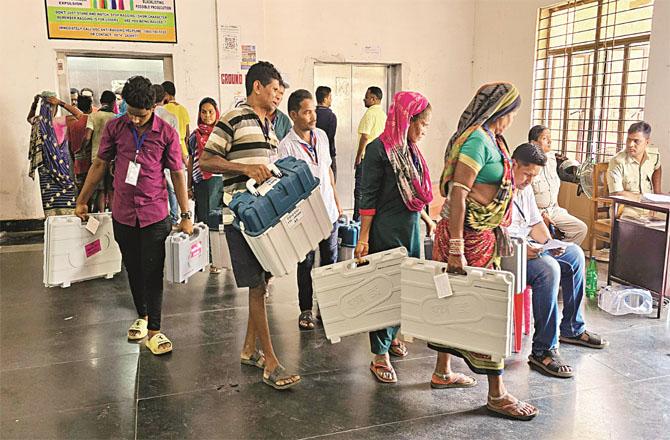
[125,161,141,186]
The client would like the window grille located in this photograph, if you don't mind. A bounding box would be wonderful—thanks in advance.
[532,0,654,161]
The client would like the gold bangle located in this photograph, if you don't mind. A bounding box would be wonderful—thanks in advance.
[452,182,471,193]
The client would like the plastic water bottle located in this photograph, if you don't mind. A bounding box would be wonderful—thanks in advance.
[586,257,598,298]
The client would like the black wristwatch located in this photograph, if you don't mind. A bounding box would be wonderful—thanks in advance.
[180,211,192,220]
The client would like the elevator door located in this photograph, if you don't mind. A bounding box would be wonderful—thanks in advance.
[313,64,393,213]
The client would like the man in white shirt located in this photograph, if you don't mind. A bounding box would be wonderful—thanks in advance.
[510,143,608,379]
[278,89,343,330]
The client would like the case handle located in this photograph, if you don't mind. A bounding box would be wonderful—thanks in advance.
[245,164,283,196]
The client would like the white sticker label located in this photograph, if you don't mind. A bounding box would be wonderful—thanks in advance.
[85,216,100,235]
[256,177,280,196]
[125,161,141,186]
[433,272,453,299]
[285,207,304,228]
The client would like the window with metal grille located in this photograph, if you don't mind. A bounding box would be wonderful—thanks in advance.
[532,0,655,162]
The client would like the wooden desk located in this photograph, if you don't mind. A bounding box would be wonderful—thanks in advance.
[607,196,670,319]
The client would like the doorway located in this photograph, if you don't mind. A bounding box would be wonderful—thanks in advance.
[313,63,401,213]
[57,52,173,108]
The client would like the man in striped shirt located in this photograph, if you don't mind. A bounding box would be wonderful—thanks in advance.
[200,61,301,390]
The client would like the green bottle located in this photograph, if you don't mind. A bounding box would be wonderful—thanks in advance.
[586,257,598,298]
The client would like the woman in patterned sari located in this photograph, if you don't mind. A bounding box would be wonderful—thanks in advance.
[27,93,82,216]
[430,83,538,421]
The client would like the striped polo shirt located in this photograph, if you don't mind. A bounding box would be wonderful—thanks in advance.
[203,103,279,203]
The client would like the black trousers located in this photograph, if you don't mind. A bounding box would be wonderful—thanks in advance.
[353,164,362,221]
[297,223,339,312]
[113,216,171,331]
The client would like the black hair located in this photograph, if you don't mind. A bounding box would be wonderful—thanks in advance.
[100,90,116,105]
[287,89,313,114]
[151,84,166,104]
[315,86,331,104]
[512,142,547,167]
[627,121,651,138]
[528,125,548,142]
[198,97,218,112]
[161,80,176,97]
[121,76,155,110]
[80,87,94,97]
[76,96,92,113]
[245,61,283,97]
[70,88,79,95]
[367,86,383,100]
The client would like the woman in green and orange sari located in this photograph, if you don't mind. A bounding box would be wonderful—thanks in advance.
[430,83,538,421]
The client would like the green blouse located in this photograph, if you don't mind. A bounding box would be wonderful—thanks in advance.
[458,128,504,184]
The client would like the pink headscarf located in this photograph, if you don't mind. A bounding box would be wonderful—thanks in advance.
[379,91,433,212]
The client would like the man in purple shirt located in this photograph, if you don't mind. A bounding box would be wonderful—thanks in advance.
[75,76,193,356]
[315,86,338,179]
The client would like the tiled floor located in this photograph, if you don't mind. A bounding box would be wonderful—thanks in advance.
[1,245,668,439]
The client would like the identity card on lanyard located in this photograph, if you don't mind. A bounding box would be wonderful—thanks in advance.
[125,127,148,186]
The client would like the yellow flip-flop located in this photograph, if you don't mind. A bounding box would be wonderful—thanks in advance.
[145,332,173,355]
[127,319,148,340]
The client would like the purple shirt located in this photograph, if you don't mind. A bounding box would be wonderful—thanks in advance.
[98,114,182,228]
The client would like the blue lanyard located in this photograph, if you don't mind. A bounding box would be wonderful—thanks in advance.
[299,131,318,164]
[131,127,149,163]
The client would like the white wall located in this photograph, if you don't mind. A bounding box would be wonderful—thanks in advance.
[0,0,220,220]
[220,0,476,189]
[471,0,543,148]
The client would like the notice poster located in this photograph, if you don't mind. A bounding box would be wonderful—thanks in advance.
[241,44,256,71]
[44,0,177,43]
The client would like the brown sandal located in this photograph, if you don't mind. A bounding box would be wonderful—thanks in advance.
[369,361,397,383]
[389,341,408,357]
[430,371,478,389]
[487,392,538,421]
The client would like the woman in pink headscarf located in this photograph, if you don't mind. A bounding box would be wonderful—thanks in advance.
[354,91,436,383]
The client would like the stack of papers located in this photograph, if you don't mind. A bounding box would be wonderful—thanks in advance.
[641,193,670,204]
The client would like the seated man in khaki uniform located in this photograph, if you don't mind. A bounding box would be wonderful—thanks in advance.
[529,125,588,245]
[607,121,662,217]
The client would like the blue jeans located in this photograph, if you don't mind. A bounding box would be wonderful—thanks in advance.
[526,243,586,356]
[297,222,339,311]
[165,170,178,225]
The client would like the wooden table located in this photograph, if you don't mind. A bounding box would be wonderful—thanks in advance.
[607,196,670,318]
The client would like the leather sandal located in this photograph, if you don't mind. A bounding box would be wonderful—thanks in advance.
[240,349,265,369]
[430,371,478,389]
[389,340,408,357]
[528,350,574,378]
[560,330,609,349]
[263,365,301,390]
[487,392,539,421]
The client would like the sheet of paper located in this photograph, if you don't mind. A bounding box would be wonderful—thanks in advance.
[85,216,100,235]
[433,272,453,299]
[641,193,670,204]
[530,239,570,252]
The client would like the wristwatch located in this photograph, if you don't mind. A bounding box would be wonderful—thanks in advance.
[180,211,192,220]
